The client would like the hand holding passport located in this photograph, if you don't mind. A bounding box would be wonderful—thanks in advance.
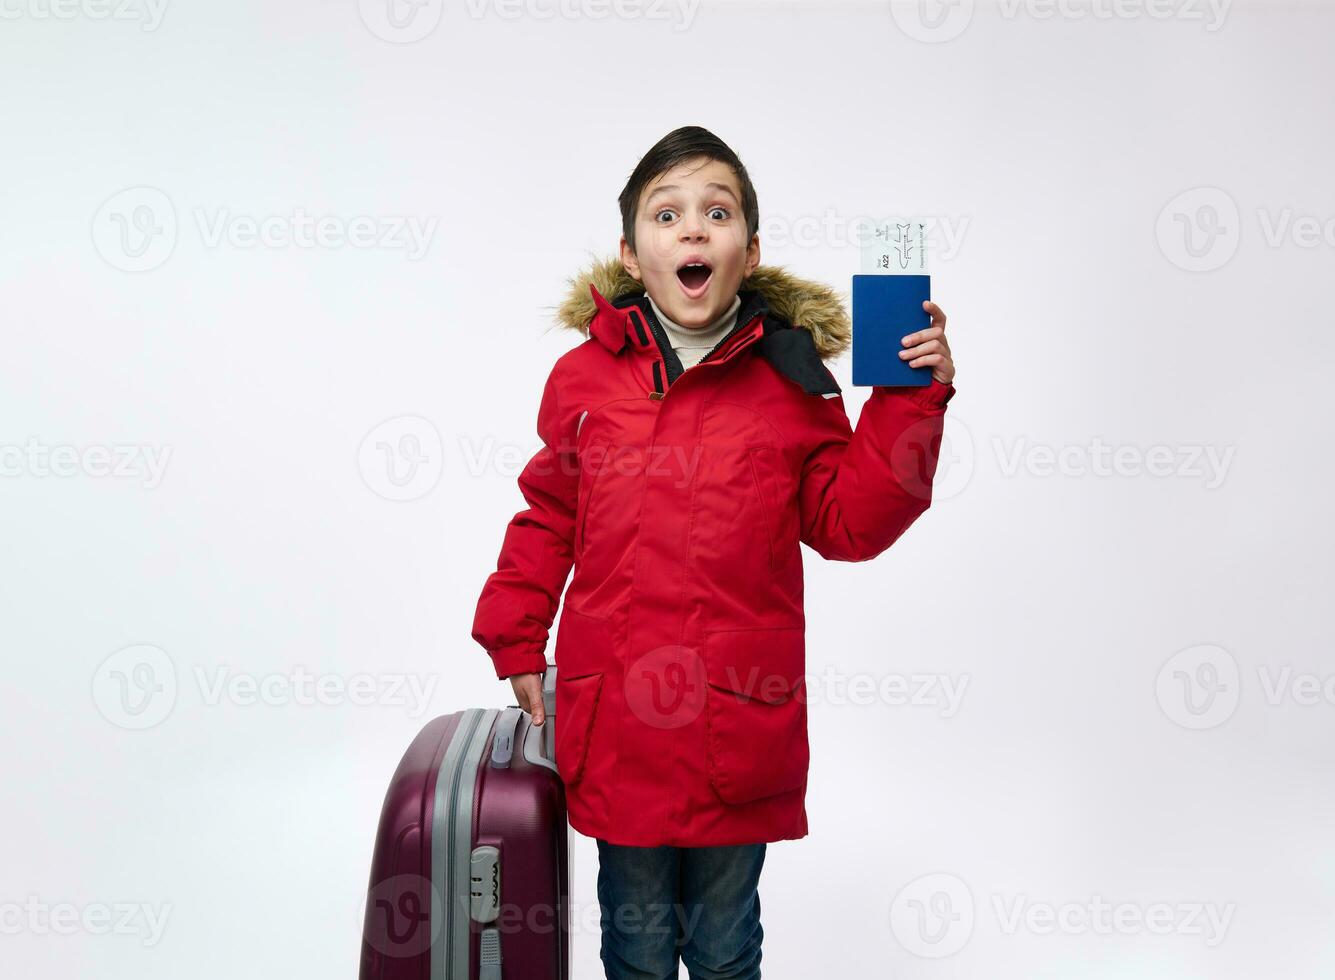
[852,220,951,387]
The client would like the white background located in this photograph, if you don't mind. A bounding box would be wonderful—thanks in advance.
[2,1,1333,977]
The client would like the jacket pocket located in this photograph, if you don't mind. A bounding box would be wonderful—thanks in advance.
[746,446,799,573]
[703,626,809,804]
[553,607,612,786]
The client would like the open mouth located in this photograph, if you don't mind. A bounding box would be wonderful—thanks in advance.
[675,260,713,298]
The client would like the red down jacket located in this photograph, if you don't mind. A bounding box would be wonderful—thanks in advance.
[472,256,955,847]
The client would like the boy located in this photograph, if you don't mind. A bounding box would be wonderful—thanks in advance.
[472,126,956,979]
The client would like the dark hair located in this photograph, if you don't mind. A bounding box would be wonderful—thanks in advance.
[618,126,760,255]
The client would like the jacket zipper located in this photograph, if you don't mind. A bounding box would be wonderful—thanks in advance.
[631,306,763,400]
[632,305,684,390]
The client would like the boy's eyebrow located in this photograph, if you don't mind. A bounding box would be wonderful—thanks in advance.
[644,182,740,207]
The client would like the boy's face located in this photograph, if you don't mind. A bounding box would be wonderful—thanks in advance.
[620,156,760,330]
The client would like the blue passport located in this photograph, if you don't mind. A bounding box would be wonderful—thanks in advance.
[851,273,932,387]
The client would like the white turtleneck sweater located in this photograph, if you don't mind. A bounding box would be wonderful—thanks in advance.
[647,293,742,370]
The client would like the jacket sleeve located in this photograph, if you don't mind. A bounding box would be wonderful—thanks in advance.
[471,365,579,680]
[798,380,956,563]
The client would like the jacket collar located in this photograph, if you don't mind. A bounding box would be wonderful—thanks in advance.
[586,281,839,395]
[571,256,844,396]
[560,255,851,361]
[589,283,769,357]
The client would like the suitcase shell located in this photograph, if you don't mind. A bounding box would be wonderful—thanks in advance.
[360,666,568,980]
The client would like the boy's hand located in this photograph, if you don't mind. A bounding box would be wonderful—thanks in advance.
[900,301,955,385]
[510,672,546,726]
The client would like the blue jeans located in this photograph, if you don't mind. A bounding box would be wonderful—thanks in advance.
[596,838,766,980]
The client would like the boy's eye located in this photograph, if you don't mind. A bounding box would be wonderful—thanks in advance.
[654,206,731,224]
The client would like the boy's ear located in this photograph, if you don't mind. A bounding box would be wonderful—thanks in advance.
[744,233,761,280]
[619,236,642,281]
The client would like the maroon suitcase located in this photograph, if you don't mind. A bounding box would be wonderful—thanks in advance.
[360,666,569,980]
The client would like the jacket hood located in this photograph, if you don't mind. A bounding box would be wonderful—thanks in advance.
[553,254,851,361]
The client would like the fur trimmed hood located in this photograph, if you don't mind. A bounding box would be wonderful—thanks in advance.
[553,254,851,360]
